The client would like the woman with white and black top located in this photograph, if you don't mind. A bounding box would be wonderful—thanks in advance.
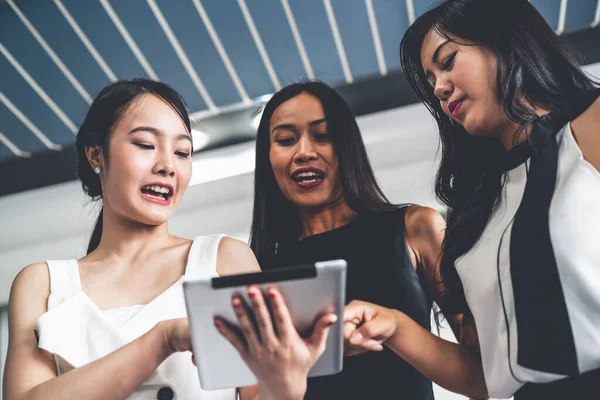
[342,1,600,399]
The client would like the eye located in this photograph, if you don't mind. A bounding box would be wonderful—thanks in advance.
[276,137,295,146]
[442,52,456,70]
[135,143,154,150]
[175,151,190,158]
[313,133,330,142]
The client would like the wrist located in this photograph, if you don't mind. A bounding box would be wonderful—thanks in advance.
[151,321,176,360]
[383,308,404,346]
[257,380,306,400]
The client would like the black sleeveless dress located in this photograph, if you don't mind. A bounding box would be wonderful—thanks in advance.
[263,207,435,399]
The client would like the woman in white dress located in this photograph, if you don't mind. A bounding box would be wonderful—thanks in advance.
[2,79,335,400]
[342,0,600,399]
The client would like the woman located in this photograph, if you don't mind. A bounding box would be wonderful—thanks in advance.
[344,1,600,399]
[3,79,334,400]
[243,80,455,399]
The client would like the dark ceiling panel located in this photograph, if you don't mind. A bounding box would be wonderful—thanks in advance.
[244,0,309,86]
[202,0,275,98]
[60,0,151,79]
[373,0,410,71]
[109,0,209,112]
[0,2,89,126]
[155,0,243,106]
[0,101,50,153]
[17,0,111,96]
[288,0,347,84]
[331,0,380,80]
[0,55,77,146]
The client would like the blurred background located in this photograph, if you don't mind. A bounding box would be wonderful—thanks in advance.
[1,1,599,398]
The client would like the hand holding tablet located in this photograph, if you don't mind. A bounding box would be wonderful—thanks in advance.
[217,285,337,399]
[183,260,347,391]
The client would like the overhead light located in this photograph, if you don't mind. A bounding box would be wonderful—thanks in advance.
[191,129,210,152]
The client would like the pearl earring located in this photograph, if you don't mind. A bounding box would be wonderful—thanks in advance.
[94,167,101,174]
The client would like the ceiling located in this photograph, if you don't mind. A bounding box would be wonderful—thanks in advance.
[1,0,599,195]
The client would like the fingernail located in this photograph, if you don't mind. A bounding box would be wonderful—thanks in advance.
[214,319,222,328]
[248,290,256,299]
[232,297,242,307]
[267,290,276,299]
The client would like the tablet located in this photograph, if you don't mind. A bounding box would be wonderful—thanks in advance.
[183,259,347,390]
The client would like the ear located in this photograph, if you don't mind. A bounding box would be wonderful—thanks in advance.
[85,145,104,172]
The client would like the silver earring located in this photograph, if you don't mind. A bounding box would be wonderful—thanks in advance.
[94,167,101,174]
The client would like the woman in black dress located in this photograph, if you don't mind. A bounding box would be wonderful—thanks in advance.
[245,81,459,399]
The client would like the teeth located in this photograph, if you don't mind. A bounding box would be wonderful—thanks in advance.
[143,185,171,195]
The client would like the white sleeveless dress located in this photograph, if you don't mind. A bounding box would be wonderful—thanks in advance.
[35,234,237,400]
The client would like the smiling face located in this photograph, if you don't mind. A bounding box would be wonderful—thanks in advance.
[95,94,193,226]
[420,29,514,139]
[268,92,343,210]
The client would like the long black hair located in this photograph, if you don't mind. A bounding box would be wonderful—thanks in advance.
[249,81,397,267]
[75,78,190,254]
[400,0,597,315]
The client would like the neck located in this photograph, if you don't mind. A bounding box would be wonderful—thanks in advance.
[298,197,357,239]
[496,106,551,150]
[89,205,175,263]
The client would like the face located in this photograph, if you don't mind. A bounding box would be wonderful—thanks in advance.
[420,29,512,138]
[268,92,343,210]
[96,94,193,226]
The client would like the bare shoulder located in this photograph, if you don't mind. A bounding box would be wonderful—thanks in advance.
[571,96,600,156]
[572,96,600,132]
[8,262,51,331]
[404,205,446,241]
[10,262,50,306]
[216,236,261,276]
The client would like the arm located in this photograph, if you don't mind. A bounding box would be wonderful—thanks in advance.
[404,205,463,339]
[343,206,488,398]
[344,301,488,399]
[3,263,181,400]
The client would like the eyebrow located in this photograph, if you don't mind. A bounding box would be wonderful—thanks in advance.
[128,126,192,144]
[431,39,451,64]
[271,118,327,134]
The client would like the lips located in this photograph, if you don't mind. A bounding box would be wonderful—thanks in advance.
[448,98,465,116]
[291,167,325,188]
[140,183,173,205]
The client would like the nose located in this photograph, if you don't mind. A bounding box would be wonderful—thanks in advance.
[152,150,175,177]
[434,78,453,102]
[292,135,318,163]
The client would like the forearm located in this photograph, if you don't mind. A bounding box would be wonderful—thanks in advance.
[21,323,173,400]
[385,311,488,399]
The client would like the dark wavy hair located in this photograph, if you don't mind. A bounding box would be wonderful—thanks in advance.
[400,0,597,314]
[75,78,190,254]
[249,81,397,267]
